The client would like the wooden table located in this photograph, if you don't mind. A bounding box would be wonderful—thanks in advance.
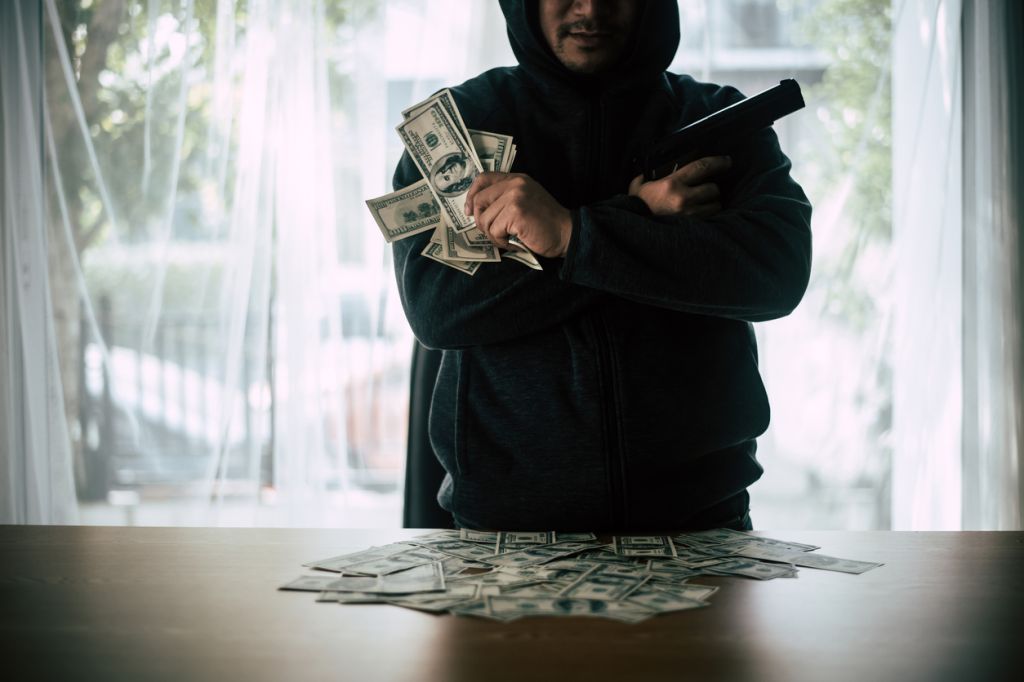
[1,526,1022,681]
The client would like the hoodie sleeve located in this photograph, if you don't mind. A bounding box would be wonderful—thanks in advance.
[391,152,603,351]
[559,125,813,322]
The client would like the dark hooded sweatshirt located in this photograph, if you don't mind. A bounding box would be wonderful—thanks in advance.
[391,0,812,531]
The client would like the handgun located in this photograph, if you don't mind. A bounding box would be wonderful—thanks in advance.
[635,78,806,182]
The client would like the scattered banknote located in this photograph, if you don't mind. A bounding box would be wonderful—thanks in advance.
[366,91,537,275]
[613,535,678,558]
[280,529,883,623]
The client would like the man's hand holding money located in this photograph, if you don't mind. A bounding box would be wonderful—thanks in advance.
[465,172,573,258]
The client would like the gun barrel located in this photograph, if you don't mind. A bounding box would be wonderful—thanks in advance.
[640,79,805,181]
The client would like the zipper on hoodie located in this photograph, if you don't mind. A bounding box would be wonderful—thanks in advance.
[585,93,628,530]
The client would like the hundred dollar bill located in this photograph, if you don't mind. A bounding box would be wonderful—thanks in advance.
[469,130,514,174]
[303,542,420,572]
[653,583,720,602]
[484,542,595,568]
[612,535,678,558]
[421,240,481,276]
[365,179,440,243]
[625,588,708,613]
[402,88,472,143]
[502,249,543,270]
[443,218,500,262]
[675,528,755,546]
[703,558,798,580]
[788,552,883,574]
[559,564,650,600]
[485,595,654,623]
[278,575,344,592]
[326,561,446,594]
[410,538,497,562]
[459,529,498,544]
[342,547,451,577]
[397,99,483,232]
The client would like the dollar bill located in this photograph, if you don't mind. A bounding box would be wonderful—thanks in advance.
[326,561,446,594]
[402,88,472,143]
[653,583,720,602]
[558,565,650,600]
[279,575,343,592]
[365,179,440,243]
[703,558,799,580]
[469,130,514,174]
[483,542,595,568]
[788,552,883,574]
[397,99,483,232]
[443,218,500,262]
[502,249,543,270]
[485,596,654,623]
[303,542,420,573]
[494,531,555,554]
[625,588,708,613]
[286,529,883,620]
[612,535,678,558]
[676,528,754,546]
[421,240,481,276]
[459,529,499,544]
[411,538,499,562]
[554,532,598,543]
[342,547,451,577]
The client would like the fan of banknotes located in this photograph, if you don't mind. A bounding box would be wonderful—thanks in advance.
[279,529,883,623]
[365,89,541,276]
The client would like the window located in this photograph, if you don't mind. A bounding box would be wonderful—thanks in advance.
[35,0,896,529]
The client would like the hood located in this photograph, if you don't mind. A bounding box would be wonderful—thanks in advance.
[498,0,680,93]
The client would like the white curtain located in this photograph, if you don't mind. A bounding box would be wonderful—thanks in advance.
[4,0,1021,530]
[0,0,511,527]
[891,0,1024,530]
[960,0,1024,530]
[1,0,79,524]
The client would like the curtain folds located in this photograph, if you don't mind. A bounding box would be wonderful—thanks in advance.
[1,0,79,524]
[2,0,1021,529]
[1,0,512,527]
[961,0,1024,530]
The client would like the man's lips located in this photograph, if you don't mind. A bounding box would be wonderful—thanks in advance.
[566,30,612,47]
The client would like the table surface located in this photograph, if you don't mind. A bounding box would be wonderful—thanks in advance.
[1,526,1022,682]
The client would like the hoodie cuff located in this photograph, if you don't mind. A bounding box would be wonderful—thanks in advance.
[559,195,652,283]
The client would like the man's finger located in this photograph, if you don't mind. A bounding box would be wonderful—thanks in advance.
[464,171,510,215]
[469,175,522,221]
[679,182,720,205]
[673,155,732,185]
[477,193,519,249]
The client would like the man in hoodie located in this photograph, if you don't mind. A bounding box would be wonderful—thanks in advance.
[392,0,812,532]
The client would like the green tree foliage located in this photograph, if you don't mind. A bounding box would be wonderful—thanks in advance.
[797,0,892,332]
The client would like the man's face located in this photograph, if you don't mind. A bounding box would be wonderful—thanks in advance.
[538,0,640,75]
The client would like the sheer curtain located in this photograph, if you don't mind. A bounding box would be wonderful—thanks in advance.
[3,0,1022,530]
[0,0,511,527]
[891,0,1024,530]
[1,1,79,524]
[960,0,1024,530]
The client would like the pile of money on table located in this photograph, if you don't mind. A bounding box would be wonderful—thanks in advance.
[279,529,883,623]
[365,89,541,276]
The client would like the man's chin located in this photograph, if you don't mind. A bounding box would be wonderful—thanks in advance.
[557,46,623,75]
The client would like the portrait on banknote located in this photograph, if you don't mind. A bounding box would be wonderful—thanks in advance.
[431,152,477,196]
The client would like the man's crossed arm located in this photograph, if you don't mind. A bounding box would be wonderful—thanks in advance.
[464,155,734,257]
